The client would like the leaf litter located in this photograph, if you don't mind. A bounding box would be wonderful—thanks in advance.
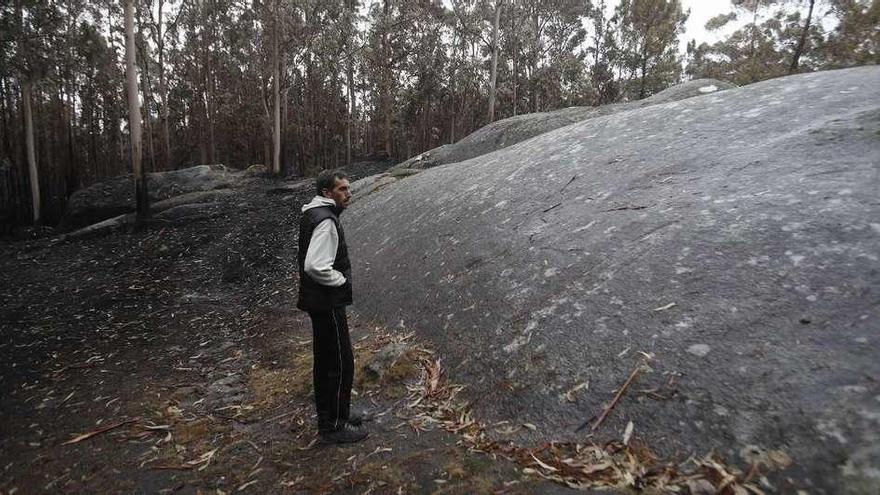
[401,350,786,494]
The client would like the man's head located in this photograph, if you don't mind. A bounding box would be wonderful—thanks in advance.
[316,169,352,209]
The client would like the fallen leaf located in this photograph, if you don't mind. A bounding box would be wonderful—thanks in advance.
[685,479,716,495]
[365,447,392,458]
[767,450,792,469]
[62,418,139,445]
[622,421,634,446]
[565,381,589,402]
[142,424,172,431]
[652,302,677,311]
[530,453,558,472]
[581,462,612,475]
[237,479,259,491]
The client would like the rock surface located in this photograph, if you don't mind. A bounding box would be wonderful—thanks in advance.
[347,67,880,492]
[391,79,736,172]
[61,164,236,229]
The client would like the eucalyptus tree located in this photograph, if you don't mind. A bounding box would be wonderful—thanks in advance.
[686,0,832,84]
[124,0,148,218]
[4,0,65,223]
[362,0,407,158]
[520,0,590,112]
[344,0,360,166]
[790,0,817,72]
[487,0,503,122]
[586,0,621,104]
[396,1,448,154]
[142,0,185,169]
[615,0,688,100]
[822,0,879,68]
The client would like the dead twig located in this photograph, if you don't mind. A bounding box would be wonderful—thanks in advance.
[62,417,140,445]
[148,464,193,471]
[52,362,101,375]
[264,409,298,423]
[586,361,646,432]
[743,462,760,483]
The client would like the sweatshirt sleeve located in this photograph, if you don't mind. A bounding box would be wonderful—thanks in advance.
[303,218,347,287]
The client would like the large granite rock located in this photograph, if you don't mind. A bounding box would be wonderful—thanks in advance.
[61,164,234,229]
[391,78,737,172]
[347,67,880,493]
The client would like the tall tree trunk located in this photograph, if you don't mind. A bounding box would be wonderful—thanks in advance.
[88,103,97,176]
[22,80,40,224]
[513,42,518,116]
[159,69,170,168]
[789,0,816,73]
[204,20,216,165]
[487,0,502,123]
[282,84,289,174]
[0,78,12,164]
[106,4,126,174]
[346,60,354,166]
[38,87,54,206]
[156,0,171,169]
[1,78,8,147]
[137,17,156,174]
[381,0,392,158]
[449,30,457,143]
[345,0,356,166]
[64,3,78,197]
[65,73,78,195]
[594,0,604,67]
[124,0,148,219]
[638,43,649,99]
[206,70,216,164]
[272,0,281,175]
[532,11,540,113]
[259,57,272,169]
[748,2,760,82]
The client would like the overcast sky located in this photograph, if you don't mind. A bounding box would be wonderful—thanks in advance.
[680,0,735,51]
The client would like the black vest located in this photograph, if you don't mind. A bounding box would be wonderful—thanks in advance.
[296,205,353,312]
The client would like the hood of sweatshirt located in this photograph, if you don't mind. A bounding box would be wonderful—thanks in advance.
[302,195,343,215]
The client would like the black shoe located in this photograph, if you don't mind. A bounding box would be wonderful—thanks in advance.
[347,410,375,427]
[320,424,368,444]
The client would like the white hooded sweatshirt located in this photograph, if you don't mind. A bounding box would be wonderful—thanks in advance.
[301,196,347,287]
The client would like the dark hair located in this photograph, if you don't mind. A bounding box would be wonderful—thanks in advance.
[315,169,348,195]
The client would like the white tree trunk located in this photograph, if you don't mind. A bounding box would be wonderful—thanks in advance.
[345,0,356,166]
[157,0,171,169]
[272,0,281,175]
[488,0,502,123]
[22,80,40,224]
[347,61,354,166]
[124,0,148,217]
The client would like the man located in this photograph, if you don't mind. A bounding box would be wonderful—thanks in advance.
[297,169,367,444]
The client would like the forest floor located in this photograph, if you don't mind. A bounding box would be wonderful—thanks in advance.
[0,165,597,495]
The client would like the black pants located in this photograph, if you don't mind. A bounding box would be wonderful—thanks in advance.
[308,306,353,432]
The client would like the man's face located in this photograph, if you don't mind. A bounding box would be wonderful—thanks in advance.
[323,177,352,209]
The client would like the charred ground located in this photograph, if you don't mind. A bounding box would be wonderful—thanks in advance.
[2,163,799,494]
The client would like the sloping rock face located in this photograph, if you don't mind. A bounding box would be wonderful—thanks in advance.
[61,164,234,229]
[392,78,736,171]
[348,67,880,492]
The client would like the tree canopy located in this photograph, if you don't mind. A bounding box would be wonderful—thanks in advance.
[0,0,875,227]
